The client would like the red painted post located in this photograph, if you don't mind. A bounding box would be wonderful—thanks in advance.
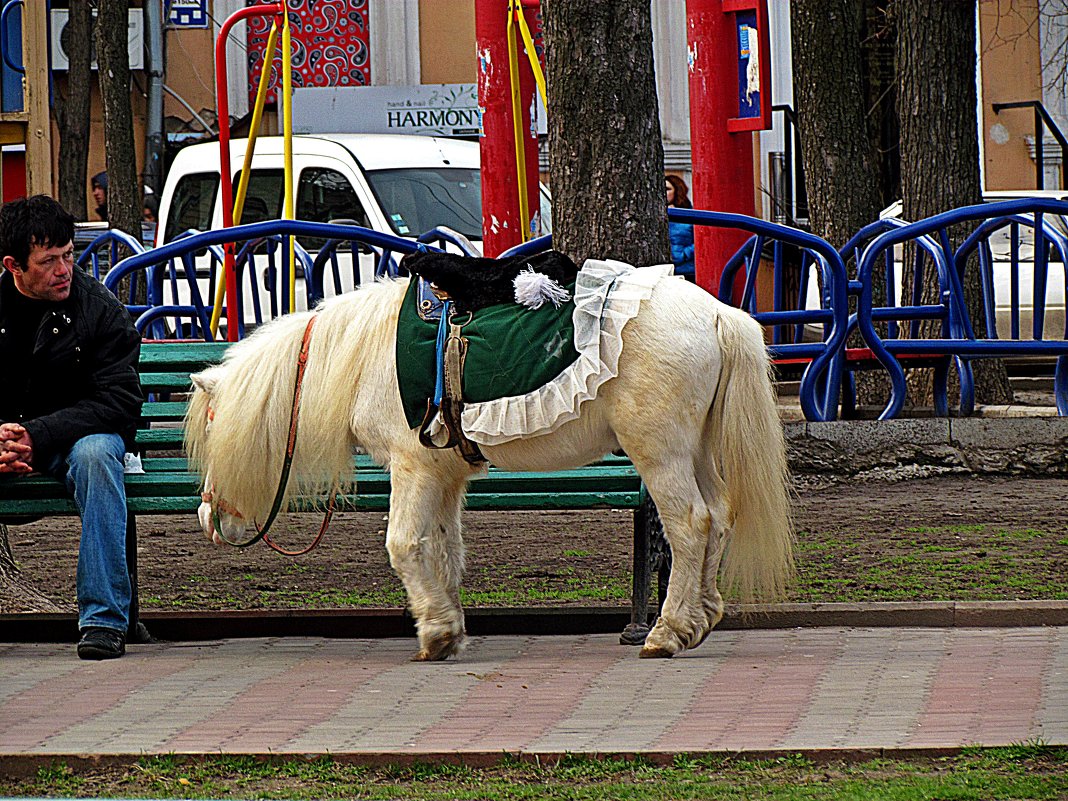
[686,0,757,298]
[215,3,283,340]
[475,0,540,257]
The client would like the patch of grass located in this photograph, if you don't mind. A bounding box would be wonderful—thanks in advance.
[563,549,593,558]
[270,587,409,607]
[788,522,1068,604]
[461,572,631,605]
[6,749,1068,800]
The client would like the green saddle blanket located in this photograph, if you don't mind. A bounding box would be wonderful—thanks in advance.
[396,279,580,430]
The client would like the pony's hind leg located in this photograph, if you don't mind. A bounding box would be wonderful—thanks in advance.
[386,464,468,661]
[628,461,714,658]
[652,437,733,653]
[694,462,732,642]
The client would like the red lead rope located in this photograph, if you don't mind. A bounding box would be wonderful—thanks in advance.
[261,314,338,556]
[205,313,338,556]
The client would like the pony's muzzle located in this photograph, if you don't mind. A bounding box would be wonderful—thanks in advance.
[197,500,224,546]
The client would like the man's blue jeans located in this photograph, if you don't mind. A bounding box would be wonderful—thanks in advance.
[46,434,131,633]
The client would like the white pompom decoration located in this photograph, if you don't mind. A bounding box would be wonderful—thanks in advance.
[513,267,571,310]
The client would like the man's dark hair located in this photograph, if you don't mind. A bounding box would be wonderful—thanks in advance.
[0,195,76,267]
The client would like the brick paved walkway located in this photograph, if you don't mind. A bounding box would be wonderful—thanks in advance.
[1,627,1066,757]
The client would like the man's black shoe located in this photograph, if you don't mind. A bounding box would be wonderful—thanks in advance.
[77,627,126,660]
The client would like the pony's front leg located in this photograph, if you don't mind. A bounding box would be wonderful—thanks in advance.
[386,466,468,661]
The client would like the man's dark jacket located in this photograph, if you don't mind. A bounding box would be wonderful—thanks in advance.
[0,267,142,464]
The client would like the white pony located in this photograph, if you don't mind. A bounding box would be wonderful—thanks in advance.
[185,272,793,661]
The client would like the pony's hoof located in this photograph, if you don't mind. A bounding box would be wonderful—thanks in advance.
[412,649,446,662]
[412,630,465,661]
[639,644,675,659]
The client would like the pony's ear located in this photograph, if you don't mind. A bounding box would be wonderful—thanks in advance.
[191,371,218,394]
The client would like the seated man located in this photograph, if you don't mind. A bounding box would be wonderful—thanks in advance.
[0,195,143,660]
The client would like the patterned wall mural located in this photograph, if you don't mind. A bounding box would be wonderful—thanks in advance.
[246,0,371,105]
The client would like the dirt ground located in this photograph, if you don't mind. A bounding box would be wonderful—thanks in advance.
[3,473,1067,614]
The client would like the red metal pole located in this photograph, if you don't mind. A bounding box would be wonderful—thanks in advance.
[215,3,283,340]
[475,0,539,256]
[686,0,756,298]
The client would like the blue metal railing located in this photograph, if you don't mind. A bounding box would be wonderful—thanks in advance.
[101,200,1068,419]
[106,219,434,340]
[855,197,1068,417]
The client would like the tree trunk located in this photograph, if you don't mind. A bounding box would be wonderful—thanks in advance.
[55,0,93,221]
[0,525,68,614]
[543,0,668,268]
[543,0,668,633]
[792,0,883,248]
[792,0,890,410]
[896,0,1012,406]
[96,0,141,242]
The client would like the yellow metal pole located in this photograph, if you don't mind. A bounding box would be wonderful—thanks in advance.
[234,21,280,224]
[514,5,547,107]
[210,19,281,337]
[505,0,530,242]
[282,2,296,310]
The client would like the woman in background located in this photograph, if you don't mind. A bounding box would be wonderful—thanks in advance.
[666,174,695,281]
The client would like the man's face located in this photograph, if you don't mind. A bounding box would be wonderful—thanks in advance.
[4,239,75,302]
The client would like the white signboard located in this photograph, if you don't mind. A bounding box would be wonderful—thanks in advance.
[292,84,547,137]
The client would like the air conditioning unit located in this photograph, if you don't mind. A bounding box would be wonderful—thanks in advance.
[50,9,144,71]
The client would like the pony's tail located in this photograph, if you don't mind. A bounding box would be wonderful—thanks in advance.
[709,308,794,603]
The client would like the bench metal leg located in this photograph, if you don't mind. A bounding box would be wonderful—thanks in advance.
[125,512,153,644]
[620,493,670,645]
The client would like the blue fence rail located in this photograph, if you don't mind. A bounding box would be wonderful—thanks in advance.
[855,197,1068,418]
[103,219,432,340]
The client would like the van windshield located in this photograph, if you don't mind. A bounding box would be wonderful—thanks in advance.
[365,167,482,240]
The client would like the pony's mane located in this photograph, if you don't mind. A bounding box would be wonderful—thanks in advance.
[185,278,409,520]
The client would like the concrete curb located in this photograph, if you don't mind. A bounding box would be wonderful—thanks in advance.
[3,600,1066,643]
[720,599,1068,629]
[784,415,1068,476]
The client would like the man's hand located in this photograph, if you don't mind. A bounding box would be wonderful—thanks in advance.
[0,423,33,474]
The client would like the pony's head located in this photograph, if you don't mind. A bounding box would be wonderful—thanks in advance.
[182,287,406,551]
[187,367,251,546]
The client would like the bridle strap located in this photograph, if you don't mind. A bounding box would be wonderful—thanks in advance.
[210,313,336,553]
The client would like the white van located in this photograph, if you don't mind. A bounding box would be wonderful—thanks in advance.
[155,133,552,319]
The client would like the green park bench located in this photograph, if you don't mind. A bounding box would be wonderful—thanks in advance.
[0,342,663,644]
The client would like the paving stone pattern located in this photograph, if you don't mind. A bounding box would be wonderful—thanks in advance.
[1,627,1066,756]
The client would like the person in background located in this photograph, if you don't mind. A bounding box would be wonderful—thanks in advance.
[0,195,143,659]
[666,174,695,282]
[91,171,108,222]
[142,193,159,224]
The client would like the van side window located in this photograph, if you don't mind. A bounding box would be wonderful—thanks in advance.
[296,168,369,250]
[232,170,284,224]
[164,172,219,242]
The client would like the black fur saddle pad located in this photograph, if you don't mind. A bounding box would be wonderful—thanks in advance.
[400,249,579,314]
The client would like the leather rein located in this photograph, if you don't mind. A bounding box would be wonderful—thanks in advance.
[202,314,337,555]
